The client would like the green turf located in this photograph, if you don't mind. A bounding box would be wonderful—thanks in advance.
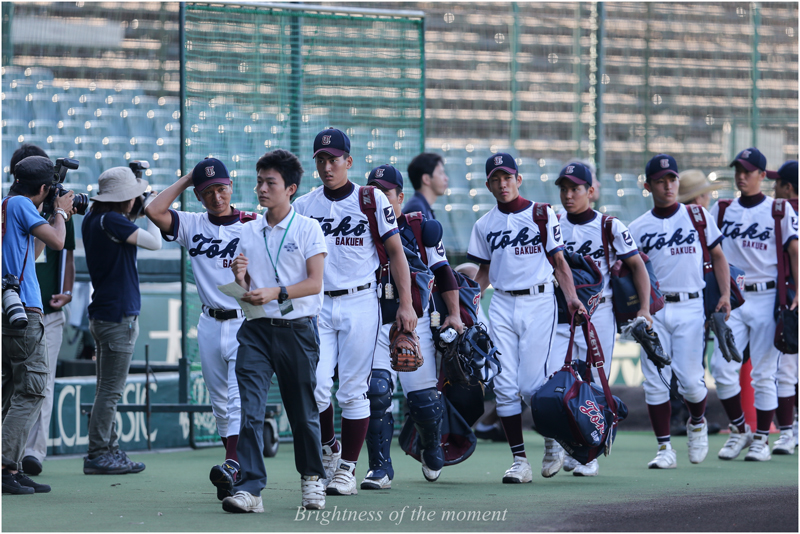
[2,431,797,532]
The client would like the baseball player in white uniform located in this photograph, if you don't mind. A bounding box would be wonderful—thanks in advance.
[769,160,798,454]
[145,158,255,499]
[629,154,731,470]
[362,164,464,490]
[709,148,798,462]
[468,153,586,484]
[292,128,417,496]
[551,162,652,477]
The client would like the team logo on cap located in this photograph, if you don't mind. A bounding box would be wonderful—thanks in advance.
[494,155,503,166]
[565,165,575,175]
[376,168,385,178]
[322,135,331,145]
[660,158,670,168]
[742,150,751,158]
[205,166,215,177]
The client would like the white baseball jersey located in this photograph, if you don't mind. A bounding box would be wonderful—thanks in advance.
[559,210,639,297]
[467,202,564,291]
[628,204,722,293]
[164,209,256,309]
[710,196,798,283]
[293,184,399,291]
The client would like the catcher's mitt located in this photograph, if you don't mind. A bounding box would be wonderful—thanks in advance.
[709,312,742,363]
[390,323,423,372]
[624,317,671,369]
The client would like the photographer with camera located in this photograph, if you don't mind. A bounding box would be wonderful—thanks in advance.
[7,145,79,480]
[82,166,161,475]
[2,155,75,495]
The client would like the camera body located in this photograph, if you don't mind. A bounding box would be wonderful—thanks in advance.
[2,274,28,329]
[42,158,89,217]
[128,160,152,219]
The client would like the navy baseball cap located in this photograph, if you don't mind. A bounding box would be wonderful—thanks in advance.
[313,128,350,159]
[645,154,679,181]
[192,157,231,192]
[767,160,798,188]
[730,147,767,172]
[486,152,518,179]
[367,164,403,191]
[556,162,593,187]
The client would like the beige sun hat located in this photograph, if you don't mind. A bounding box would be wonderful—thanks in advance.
[677,169,723,203]
[90,166,149,202]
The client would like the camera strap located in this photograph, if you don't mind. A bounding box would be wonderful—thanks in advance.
[99,214,123,244]
[2,197,31,282]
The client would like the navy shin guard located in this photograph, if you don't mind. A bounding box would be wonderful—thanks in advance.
[365,369,394,480]
[406,387,445,471]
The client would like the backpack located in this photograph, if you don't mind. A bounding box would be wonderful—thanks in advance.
[535,205,605,323]
[600,215,664,329]
[684,204,746,317]
[358,187,433,325]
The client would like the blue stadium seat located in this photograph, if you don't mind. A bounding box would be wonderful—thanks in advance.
[3,94,31,120]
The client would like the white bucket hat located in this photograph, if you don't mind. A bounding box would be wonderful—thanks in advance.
[91,166,149,202]
[677,169,723,203]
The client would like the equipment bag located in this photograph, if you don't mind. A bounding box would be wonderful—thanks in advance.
[772,199,798,354]
[359,187,432,325]
[399,394,477,466]
[530,313,628,465]
[684,204,746,317]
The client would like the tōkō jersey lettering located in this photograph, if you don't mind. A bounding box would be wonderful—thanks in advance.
[292,184,398,291]
[710,196,798,284]
[628,204,722,293]
[467,201,564,291]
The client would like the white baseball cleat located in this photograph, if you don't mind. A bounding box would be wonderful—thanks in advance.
[421,460,441,482]
[326,460,358,496]
[647,443,677,469]
[502,455,532,484]
[360,471,392,490]
[562,455,580,473]
[718,424,754,460]
[301,476,326,509]
[772,430,795,455]
[222,491,264,513]
[744,434,772,462]
[541,438,565,478]
[320,442,341,488]
[573,458,599,477]
[686,418,709,464]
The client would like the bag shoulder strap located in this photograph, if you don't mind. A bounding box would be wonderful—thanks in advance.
[582,318,619,422]
[404,211,427,265]
[3,197,31,281]
[2,197,10,238]
[773,199,787,309]
[716,199,733,229]
[600,214,616,268]
[532,202,555,267]
[358,185,388,265]
[686,204,712,273]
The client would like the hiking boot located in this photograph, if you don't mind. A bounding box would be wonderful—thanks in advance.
[83,452,129,475]
[114,450,145,474]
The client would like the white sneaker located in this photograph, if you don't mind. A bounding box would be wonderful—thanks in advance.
[573,459,599,477]
[562,455,580,473]
[421,460,441,482]
[686,418,709,464]
[772,430,795,455]
[541,438,565,478]
[360,471,392,490]
[718,424,754,460]
[647,443,677,469]
[301,476,326,509]
[502,455,532,484]
[222,491,264,513]
[326,460,357,495]
[744,434,772,462]
[321,442,341,488]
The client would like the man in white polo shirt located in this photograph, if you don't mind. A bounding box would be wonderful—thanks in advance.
[223,149,328,513]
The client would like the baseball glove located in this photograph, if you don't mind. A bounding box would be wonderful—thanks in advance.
[709,312,742,363]
[624,317,671,369]
[390,323,423,372]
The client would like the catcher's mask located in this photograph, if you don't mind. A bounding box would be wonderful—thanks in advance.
[453,324,502,386]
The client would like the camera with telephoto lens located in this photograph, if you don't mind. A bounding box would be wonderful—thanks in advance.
[42,158,89,217]
[2,274,28,329]
[128,160,152,219]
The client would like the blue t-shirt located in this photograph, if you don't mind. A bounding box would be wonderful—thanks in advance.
[82,210,140,322]
[2,195,48,310]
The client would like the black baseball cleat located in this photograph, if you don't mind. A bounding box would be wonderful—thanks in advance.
[14,471,50,493]
[210,460,240,501]
[21,456,42,476]
[2,469,34,495]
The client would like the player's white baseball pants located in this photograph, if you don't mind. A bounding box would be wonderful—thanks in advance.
[489,290,558,417]
[373,309,438,395]
[197,313,243,438]
[777,352,798,398]
[315,288,381,419]
[550,299,616,381]
[641,298,708,405]
[710,289,781,410]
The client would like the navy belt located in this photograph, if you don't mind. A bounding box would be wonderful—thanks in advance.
[744,280,776,292]
[260,317,312,328]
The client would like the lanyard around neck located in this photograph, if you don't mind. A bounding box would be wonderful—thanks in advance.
[263,209,296,284]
